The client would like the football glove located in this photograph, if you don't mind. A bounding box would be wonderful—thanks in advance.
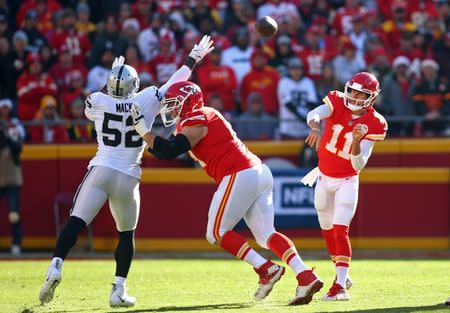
[188,35,214,63]
[130,104,149,137]
[112,55,125,69]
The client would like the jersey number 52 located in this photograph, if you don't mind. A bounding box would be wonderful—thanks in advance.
[102,112,143,147]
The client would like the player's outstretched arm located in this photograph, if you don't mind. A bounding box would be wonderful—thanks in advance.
[159,35,214,96]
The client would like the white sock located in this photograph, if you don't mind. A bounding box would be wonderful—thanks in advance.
[288,255,309,275]
[51,257,63,270]
[114,276,126,286]
[243,250,267,268]
[336,266,349,287]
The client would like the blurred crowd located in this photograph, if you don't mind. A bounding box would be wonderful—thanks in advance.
[0,0,449,143]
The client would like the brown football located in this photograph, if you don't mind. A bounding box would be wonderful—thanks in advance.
[255,16,278,38]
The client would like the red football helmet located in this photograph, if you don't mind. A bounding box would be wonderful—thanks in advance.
[344,72,380,111]
[160,81,204,127]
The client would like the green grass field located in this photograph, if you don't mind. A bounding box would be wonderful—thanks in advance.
[1,258,449,313]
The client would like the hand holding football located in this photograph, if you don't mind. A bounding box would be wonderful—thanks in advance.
[255,16,278,38]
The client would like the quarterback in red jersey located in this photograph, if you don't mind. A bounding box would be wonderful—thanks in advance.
[131,81,323,305]
[302,72,387,301]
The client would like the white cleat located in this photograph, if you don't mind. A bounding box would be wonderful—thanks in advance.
[289,269,323,305]
[39,265,62,305]
[322,283,349,301]
[253,260,286,301]
[109,283,136,307]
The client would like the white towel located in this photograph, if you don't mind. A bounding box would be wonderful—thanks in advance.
[300,167,320,187]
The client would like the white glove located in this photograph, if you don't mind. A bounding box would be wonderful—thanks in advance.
[112,55,125,69]
[188,35,214,63]
[130,104,149,137]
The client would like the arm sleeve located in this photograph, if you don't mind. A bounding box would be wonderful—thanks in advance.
[350,139,375,171]
[158,65,192,96]
[306,104,332,124]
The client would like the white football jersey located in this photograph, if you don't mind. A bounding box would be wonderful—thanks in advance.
[85,86,162,178]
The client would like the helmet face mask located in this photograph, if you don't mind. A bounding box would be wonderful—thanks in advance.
[344,72,380,112]
[107,65,140,99]
[160,81,204,127]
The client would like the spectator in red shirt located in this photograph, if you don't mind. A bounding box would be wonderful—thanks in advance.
[122,18,141,46]
[60,69,88,118]
[50,8,91,66]
[29,95,69,143]
[16,52,57,121]
[299,26,328,81]
[332,0,368,35]
[148,33,179,86]
[197,46,238,113]
[49,44,88,94]
[240,49,280,115]
[381,2,417,52]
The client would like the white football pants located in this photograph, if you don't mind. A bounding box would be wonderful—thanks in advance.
[314,171,359,230]
[206,164,276,248]
[71,166,140,232]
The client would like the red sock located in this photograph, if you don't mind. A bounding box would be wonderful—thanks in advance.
[267,232,298,264]
[333,224,351,268]
[322,228,336,262]
[219,231,252,260]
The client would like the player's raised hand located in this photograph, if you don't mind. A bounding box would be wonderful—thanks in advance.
[112,55,125,69]
[130,104,149,137]
[305,128,322,151]
[189,35,214,63]
[352,123,368,142]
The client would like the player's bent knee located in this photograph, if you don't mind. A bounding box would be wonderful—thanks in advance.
[8,212,20,223]
[255,231,275,249]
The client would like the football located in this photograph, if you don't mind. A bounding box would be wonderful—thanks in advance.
[255,16,278,38]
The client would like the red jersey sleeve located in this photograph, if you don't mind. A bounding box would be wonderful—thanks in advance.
[177,111,209,132]
[364,110,388,141]
[323,90,345,119]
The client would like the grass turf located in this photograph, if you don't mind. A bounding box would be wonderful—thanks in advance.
[1,258,449,313]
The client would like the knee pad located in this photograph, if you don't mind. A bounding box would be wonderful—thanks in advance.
[8,212,20,223]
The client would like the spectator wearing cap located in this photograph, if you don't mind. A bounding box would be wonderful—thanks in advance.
[20,9,47,53]
[50,8,91,66]
[268,35,296,78]
[75,3,96,36]
[60,69,88,118]
[240,49,280,115]
[234,92,277,140]
[332,0,368,35]
[49,44,88,94]
[392,31,426,80]
[221,27,254,84]
[299,26,328,81]
[332,41,366,87]
[86,48,114,93]
[381,56,416,136]
[88,15,127,68]
[277,57,318,139]
[0,98,25,255]
[16,52,57,120]
[197,46,238,113]
[433,32,450,82]
[122,18,141,46]
[367,47,392,84]
[381,1,417,52]
[137,13,173,62]
[412,59,450,135]
[348,15,368,59]
[29,94,69,143]
[147,32,179,86]
[6,31,29,96]
[65,97,95,142]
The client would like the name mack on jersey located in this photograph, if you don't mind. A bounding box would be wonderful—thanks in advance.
[116,102,134,113]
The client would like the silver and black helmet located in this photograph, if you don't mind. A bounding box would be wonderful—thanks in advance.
[107,64,140,99]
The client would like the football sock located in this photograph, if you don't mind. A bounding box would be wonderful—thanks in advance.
[268,232,308,275]
[321,228,336,263]
[115,230,135,278]
[114,276,126,286]
[53,216,86,260]
[219,231,266,268]
[334,224,351,287]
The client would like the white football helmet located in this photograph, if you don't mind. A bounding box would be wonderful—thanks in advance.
[107,64,140,99]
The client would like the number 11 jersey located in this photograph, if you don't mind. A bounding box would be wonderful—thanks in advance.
[84,87,162,178]
[318,90,388,178]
